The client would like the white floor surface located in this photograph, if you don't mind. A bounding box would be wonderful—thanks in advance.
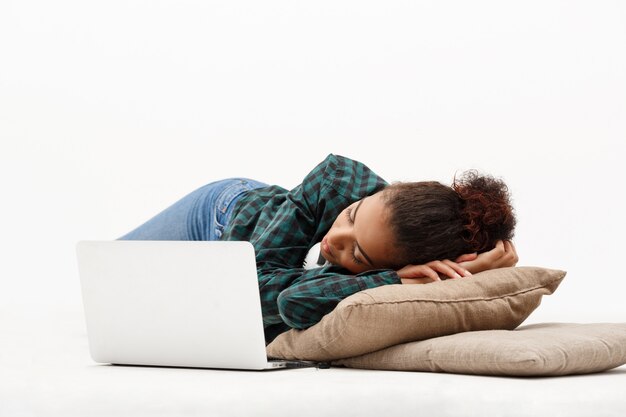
[2,304,625,417]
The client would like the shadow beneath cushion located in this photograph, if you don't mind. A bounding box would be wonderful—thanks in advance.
[490,367,626,381]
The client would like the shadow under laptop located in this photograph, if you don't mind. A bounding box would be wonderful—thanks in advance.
[104,362,323,372]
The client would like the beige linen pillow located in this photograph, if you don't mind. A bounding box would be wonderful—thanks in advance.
[332,322,626,376]
[266,267,566,362]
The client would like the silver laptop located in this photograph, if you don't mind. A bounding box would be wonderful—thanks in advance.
[76,240,315,370]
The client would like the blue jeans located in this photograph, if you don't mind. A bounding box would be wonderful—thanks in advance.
[117,178,268,241]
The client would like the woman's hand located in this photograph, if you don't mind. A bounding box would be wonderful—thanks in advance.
[397,260,472,285]
[455,240,518,274]
[397,240,518,284]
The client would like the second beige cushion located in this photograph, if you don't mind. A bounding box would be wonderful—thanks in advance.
[332,322,626,376]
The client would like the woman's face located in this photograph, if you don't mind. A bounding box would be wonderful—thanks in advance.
[321,191,398,274]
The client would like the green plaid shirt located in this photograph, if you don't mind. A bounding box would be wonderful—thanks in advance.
[221,154,402,343]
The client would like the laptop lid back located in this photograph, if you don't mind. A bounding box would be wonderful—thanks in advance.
[76,240,269,369]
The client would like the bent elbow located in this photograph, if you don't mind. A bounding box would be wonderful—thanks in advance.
[276,289,313,330]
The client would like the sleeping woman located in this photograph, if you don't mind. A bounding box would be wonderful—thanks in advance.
[118,154,518,343]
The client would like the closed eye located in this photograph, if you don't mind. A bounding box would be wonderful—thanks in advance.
[345,206,363,264]
[345,207,354,224]
[351,242,363,265]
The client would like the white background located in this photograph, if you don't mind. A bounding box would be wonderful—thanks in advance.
[1,0,625,329]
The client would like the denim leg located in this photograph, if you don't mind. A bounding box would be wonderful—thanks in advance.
[117,178,267,241]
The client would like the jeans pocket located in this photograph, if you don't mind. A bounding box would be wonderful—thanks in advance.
[213,179,258,238]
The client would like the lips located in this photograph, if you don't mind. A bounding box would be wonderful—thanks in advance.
[321,237,334,259]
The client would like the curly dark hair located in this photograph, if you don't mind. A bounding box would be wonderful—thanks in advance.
[380,170,516,267]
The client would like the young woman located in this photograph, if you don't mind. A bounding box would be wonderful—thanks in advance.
[119,154,518,344]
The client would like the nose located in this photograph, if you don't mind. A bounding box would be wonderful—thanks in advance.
[329,227,351,251]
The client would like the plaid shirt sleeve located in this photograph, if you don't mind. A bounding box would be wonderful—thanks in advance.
[221,154,401,341]
[274,266,400,329]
